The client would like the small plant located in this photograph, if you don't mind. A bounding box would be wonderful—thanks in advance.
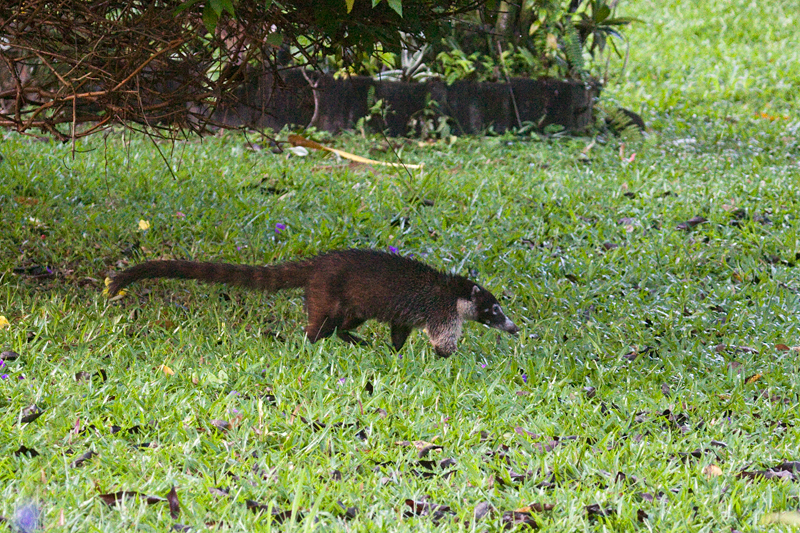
[355,86,392,136]
[406,94,452,139]
[429,0,635,82]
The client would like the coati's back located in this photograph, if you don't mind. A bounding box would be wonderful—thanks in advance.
[308,249,472,326]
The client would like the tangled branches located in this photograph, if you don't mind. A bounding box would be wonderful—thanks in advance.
[0,0,479,140]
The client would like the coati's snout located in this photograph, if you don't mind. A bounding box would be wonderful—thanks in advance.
[470,285,519,335]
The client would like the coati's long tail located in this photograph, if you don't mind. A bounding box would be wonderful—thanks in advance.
[107,260,312,296]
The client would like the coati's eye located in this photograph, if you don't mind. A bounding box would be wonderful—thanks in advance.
[492,304,501,315]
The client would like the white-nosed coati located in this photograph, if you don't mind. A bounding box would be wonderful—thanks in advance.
[107,249,519,357]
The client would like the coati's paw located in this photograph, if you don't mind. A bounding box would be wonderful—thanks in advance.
[104,277,127,300]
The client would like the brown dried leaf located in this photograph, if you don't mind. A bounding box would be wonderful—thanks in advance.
[586,503,615,518]
[516,503,555,513]
[473,501,494,520]
[210,419,230,432]
[404,498,453,522]
[501,511,539,529]
[245,500,296,523]
[737,469,795,481]
[773,461,800,472]
[676,215,707,230]
[1,350,20,360]
[703,464,723,478]
[70,449,97,468]
[21,405,44,423]
[745,373,762,384]
[208,487,229,498]
[13,445,39,458]
[337,501,358,520]
[98,491,166,506]
[167,486,181,520]
[514,426,540,439]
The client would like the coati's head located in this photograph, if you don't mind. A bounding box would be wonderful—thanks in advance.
[461,284,519,335]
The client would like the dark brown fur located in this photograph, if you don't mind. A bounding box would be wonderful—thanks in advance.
[107,249,518,357]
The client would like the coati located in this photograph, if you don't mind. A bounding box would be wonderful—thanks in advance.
[107,249,519,357]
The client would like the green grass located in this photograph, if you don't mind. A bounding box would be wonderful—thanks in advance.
[1,0,800,530]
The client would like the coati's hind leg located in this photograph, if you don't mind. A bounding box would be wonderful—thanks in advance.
[305,307,367,346]
[390,324,412,352]
[305,318,337,343]
[304,291,342,343]
[336,316,368,346]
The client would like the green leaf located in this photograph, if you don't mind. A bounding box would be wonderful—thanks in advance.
[173,0,202,16]
[202,4,219,33]
[219,0,235,16]
[346,0,355,13]
[594,3,611,23]
[264,0,274,9]
[387,0,403,17]
[265,32,283,47]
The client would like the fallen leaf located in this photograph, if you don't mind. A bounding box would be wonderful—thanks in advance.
[0,350,19,360]
[289,134,423,169]
[138,220,151,231]
[337,501,358,520]
[516,503,555,513]
[737,469,794,481]
[703,464,723,478]
[160,364,175,376]
[676,215,707,230]
[473,501,494,520]
[21,405,44,423]
[773,461,800,472]
[245,500,297,523]
[0,316,9,329]
[501,510,539,528]
[760,511,800,526]
[98,491,166,506]
[397,439,443,457]
[404,499,453,522]
[13,445,39,457]
[514,427,541,439]
[70,449,97,468]
[210,419,230,432]
[745,373,762,384]
[167,486,181,519]
[208,487,230,498]
[586,503,615,519]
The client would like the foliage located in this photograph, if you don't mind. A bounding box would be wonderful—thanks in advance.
[333,0,635,84]
[430,0,636,82]
[0,0,479,140]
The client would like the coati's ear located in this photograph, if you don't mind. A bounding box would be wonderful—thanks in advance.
[471,285,481,299]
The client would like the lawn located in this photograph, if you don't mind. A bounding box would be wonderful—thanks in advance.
[1,0,799,531]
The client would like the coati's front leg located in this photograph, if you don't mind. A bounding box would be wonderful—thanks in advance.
[425,318,463,358]
[390,324,413,352]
